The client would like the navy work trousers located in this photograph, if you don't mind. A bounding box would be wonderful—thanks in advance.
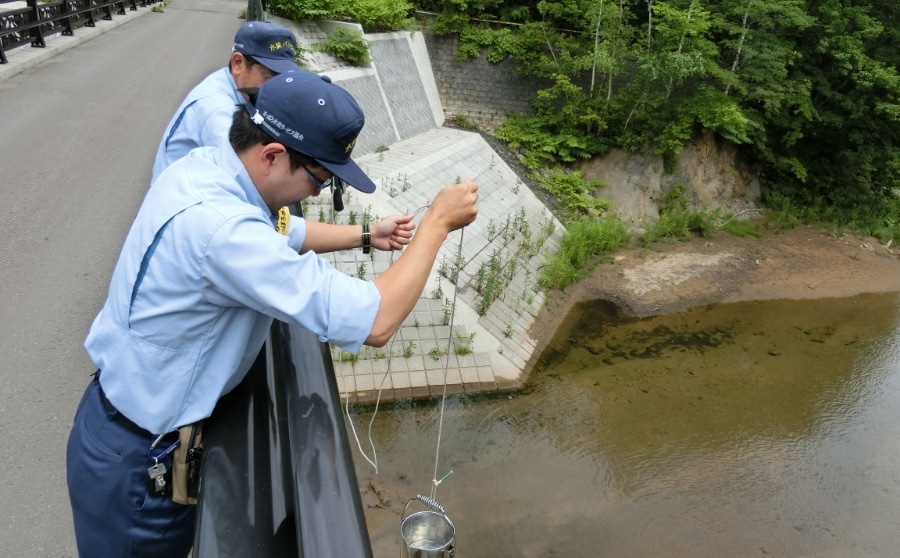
[66,374,195,557]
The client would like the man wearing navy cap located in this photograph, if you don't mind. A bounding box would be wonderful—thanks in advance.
[151,21,305,182]
[66,72,479,557]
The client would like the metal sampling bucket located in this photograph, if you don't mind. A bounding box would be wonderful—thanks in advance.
[400,494,456,558]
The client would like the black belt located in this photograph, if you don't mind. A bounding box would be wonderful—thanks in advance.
[99,385,178,443]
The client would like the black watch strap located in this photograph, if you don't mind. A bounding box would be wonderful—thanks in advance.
[362,223,371,254]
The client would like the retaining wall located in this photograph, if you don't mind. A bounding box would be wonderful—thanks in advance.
[270,16,564,401]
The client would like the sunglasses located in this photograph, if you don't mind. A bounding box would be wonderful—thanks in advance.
[301,163,334,192]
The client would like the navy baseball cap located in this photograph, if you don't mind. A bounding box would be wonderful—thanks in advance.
[233,21,301,75]
[245,72,377,193]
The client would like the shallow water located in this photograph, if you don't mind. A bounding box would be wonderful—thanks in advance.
[353,292,900,558]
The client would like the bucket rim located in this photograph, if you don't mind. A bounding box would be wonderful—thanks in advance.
[400,509,456,546]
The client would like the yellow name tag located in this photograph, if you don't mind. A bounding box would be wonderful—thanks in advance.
[276,206,290,236]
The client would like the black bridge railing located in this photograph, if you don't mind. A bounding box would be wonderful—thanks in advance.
[0,0,153,64]
[194,321,374,557]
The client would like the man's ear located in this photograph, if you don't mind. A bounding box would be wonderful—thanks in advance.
[258,143,287,170]
[230,52,246,74]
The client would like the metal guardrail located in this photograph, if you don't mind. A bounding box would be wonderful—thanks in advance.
[0,0,153,64]
[195,321,374,557]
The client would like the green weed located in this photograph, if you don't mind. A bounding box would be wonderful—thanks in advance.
[722,219,763,238]
[453,331,476,355]
[539,217,628,290]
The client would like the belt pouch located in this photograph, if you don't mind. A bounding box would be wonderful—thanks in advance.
[171,421,204,505]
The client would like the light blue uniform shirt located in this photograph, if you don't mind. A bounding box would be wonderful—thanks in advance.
[87,143,380,434]
[151,67,242,183]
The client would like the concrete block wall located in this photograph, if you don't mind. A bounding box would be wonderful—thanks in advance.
[369,32,442,140]
[338,73,399,156]
[271,17,444,156]
[303,128,564,403]
[276,15,545,134]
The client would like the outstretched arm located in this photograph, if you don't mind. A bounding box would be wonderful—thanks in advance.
[367,180,478,346]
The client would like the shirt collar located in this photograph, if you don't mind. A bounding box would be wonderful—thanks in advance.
[209,143,270,216]
[225,67,242,103]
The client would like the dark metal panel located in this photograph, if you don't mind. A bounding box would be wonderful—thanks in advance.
[277,322,375,558]
[194,347,298,558]
[195,323,373,557]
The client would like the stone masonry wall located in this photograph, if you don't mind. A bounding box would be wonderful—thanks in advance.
[423,31,547,130]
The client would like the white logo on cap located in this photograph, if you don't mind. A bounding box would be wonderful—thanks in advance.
[260,110,304,143]
[286,77,293,83]
[318,99,325,106]
[252,110,264,125]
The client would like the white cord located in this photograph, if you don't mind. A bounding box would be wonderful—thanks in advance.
[430,226,464,500]
[340,168,486,481]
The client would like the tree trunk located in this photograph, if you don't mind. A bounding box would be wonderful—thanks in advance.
[590,0,605,97]
[725,0,753,96]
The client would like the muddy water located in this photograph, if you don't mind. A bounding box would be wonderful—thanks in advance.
[353,292,900,558]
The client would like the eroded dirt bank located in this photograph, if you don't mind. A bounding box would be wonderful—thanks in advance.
[529,226,900,351]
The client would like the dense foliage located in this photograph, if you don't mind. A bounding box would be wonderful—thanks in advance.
[419,0,900,237]
[312,28,373,64]
[268,0,414,32]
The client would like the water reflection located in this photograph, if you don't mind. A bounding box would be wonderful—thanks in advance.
[354,293,900,558]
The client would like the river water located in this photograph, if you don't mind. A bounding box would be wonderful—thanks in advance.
[354,292,900,558]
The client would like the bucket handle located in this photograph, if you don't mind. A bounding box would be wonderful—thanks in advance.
[401,494,447,523]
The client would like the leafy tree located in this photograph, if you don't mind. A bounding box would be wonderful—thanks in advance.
[758,0,900,214]
[704,0,816,182]
[417,0,899,234]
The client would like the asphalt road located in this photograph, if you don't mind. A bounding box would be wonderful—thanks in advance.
[0,1,246,554]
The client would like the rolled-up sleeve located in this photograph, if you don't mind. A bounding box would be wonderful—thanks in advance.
[287,214,306,252]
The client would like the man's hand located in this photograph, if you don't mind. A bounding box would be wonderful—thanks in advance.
[423,179,479,234]
[371,215,415,251]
